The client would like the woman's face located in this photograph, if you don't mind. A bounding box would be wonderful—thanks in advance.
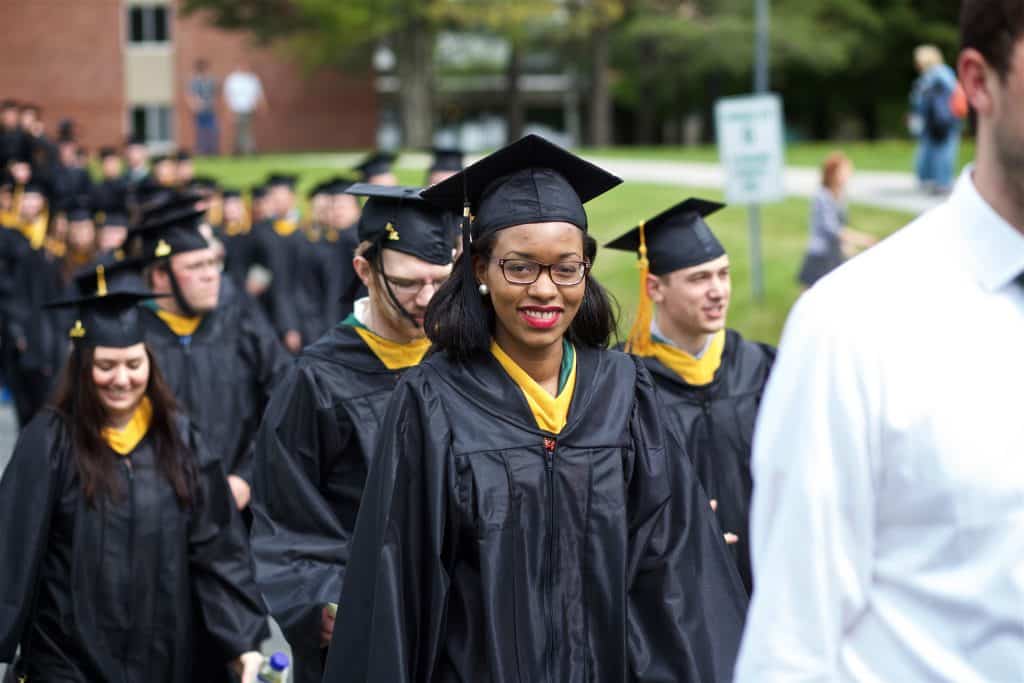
[67,220,96,253]
[476,222,587,354]
[92,344,149,419]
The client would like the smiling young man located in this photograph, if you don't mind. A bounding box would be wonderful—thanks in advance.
[607,197,776,593]
[249,184,457,683]
[132,190,289,514]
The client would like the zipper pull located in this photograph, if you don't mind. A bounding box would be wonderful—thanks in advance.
[543,437,556,453]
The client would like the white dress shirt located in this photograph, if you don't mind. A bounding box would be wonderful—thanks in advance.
[734,168,1024,682]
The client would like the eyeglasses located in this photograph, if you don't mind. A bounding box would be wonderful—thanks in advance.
[382,274,450,295]
[180,257,223,274]
[495,258,590,286]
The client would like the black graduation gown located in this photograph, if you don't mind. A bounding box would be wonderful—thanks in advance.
[250,323,409,683]
[334,227,365,322]
[140,299,290,484]
[0,409,269,681]
[635,329,775,594]
[91,178,129,215]
[291,229,333,345]
[323,346,748,683]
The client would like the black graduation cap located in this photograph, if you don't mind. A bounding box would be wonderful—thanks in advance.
[176,149,193,162]
[151,154,172,166]
[125,132,147,147]
[73,252,146,294]
[22,179,48,195]
[187,176,219,193]
[429,147,464,174]
[265,172,298,189]
[307,179,333,199]
[346,183,457,266]
[420,134,621,238]
[101,211,129,228]
[67,200,93,222]
[605,198,727,275]
[353,152,397,181]
[130,191,209,262]
[325,176,358,195]
[605,197,727,355]
[251,185,268,200]
[99,146,118,160]
[44,260,160,347]
[222,188,242,199]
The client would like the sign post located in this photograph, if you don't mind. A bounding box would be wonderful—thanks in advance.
[714,93,785,301]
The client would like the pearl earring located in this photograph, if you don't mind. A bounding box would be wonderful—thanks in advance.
[478,283,489,295]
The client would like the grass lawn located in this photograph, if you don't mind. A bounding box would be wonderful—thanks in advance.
[195,157,914,346]
[580,138,976,174]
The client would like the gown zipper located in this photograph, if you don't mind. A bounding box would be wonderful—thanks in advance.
[543,437,557,682]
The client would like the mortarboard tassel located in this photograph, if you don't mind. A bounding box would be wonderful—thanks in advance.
[625,221,653,355]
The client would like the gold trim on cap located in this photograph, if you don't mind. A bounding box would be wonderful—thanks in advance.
[155,240,172,258]
[69,320,86,339]
[385,222,400,241]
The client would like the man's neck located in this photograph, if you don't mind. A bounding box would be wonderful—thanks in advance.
[973,138,1024,237]
[495,329,562,394]
[655,311,712,357]
[157,298,190,318]
[364,299,417,345]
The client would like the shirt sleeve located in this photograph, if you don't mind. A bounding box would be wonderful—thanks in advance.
[812,191,843,239]
[734,290,880,681]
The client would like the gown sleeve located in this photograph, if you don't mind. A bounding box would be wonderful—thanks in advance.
[625,360,748,683]
[0,412,66,661]
[322,369,455,683]
[186,425,270,662]
[249,364,351,666]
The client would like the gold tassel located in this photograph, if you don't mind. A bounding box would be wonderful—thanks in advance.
[625,221,654,355]
[96,264,107,296]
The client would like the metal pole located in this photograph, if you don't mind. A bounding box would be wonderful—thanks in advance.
[749,0,770,302]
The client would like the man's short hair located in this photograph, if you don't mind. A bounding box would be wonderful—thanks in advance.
[961,0,1024,80]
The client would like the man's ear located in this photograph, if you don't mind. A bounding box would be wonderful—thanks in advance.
[958,47,996,118]
[353,255,373,289]
[646,272,665,305]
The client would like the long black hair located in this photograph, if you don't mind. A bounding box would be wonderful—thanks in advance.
[425,229,618,362]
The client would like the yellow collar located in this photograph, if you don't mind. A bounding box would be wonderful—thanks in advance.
[273,219,298,237]
[156,308,203,337]
[225,218,251,236]
[102,397,153,456]
[643,329,725,386]
[352,325,431,370]
[491,340,577,434]
[20,213,48,250]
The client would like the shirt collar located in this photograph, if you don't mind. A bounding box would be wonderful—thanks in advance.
[953,166,1024,292]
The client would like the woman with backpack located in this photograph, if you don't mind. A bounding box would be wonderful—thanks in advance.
[909,44,965,194]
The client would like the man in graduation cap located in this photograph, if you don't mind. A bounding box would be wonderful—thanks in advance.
[131,190,290,512]
[353,151,398,186]
[426,146,463,186]
[91,146,129,221]
[606,197,775,593]
[324,177,365,321]
[250,183,457,683]
[122,132,149,184]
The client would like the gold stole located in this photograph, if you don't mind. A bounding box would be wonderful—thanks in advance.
[490,341,577,434]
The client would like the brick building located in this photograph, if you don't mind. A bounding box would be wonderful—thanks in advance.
[0,0,377,154]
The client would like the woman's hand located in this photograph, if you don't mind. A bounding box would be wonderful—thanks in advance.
[321,603,337,647]
[232,651,264,682]
[227,474,252,510]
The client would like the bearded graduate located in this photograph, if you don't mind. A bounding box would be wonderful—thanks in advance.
[322,135,747,683]
[249,184,458,683]
[0,278,268,682]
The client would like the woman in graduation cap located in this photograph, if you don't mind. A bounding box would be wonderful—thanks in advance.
[0,272,269,682]
[323,135,747,683]
[250,184,458,683]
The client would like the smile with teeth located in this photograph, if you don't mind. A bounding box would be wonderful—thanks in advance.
[519,307,563,329]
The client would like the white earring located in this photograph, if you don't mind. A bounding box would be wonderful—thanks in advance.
[478,283,489,295]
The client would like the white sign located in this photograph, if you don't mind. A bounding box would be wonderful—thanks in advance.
[714,94,785,205]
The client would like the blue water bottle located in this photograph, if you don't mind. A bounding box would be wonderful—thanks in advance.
[257,652,290,682]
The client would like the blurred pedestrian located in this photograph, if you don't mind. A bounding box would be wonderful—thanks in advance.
[735,2,1024,679]
[909,45,963,193]
[188,58,219,155]
[224,62,267,156]
[797,151,877,288]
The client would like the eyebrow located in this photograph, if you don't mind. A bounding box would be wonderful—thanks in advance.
[503,250,583,259]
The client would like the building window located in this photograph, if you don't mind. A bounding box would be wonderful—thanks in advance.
[127,4,171,44]
[131,104,174,144]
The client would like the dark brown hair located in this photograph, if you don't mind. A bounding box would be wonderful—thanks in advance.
[961,0,1024,80]
[50,345,197,507]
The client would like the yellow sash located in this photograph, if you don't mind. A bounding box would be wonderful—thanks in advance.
[156,309,203,337]
[273,219,298,237]
[20,214,48,250]
[491,340,577,434]
[645,329,725,386]
[353,326,431,370]
[102,397,153,456]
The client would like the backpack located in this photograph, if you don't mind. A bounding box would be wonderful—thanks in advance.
[923,80,958,142]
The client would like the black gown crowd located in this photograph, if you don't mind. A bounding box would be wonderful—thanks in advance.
[0,98,776,683]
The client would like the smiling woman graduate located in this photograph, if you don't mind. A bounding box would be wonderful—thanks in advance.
[323,135,747,683]
[0,275,268,682]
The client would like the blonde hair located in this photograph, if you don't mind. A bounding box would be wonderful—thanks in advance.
[914,45,944,71]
